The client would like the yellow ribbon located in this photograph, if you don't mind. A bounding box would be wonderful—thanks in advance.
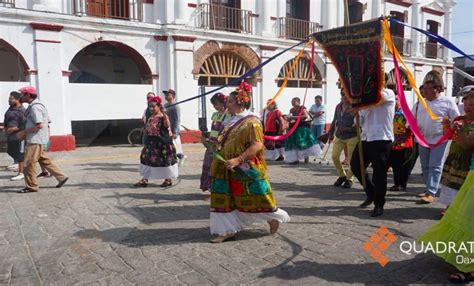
[382,18,439,120]
[260,41,311,112]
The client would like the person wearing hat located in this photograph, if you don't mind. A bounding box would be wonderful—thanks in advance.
[163,89,187,166]
[16,86,68,193]
[4,91,26,181]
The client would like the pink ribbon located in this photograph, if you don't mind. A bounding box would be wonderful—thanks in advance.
[264,42,315,141]
[392,46,452,148]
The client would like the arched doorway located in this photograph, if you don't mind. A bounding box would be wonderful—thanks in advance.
[0,39,29,81]
[68,41,153,146]
[69,41,152,84]
[193,41,260,131]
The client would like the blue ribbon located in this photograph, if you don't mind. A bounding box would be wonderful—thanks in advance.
[167,39,307,107]
[390,18,474,62]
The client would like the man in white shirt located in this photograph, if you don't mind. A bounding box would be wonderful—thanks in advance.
[413,79,460,204]
[309,95,326,148]
[350,88,395,217]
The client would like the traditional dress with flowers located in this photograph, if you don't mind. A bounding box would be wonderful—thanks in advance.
[209,110,290,236]
[388,108,413,188]
[264,108,285,160]
[438,117,474,205]
[200,111,231,191]
[139,115,178,179]
[284,106,321,163]
[418,151,474,273]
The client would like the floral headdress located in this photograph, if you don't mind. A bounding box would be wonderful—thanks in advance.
[147,96,162,106]
[235,81,252,105]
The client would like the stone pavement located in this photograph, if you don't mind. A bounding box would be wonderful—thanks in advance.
[0,144,455,285]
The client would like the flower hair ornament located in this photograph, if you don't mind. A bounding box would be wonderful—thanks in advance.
[235,81,252,105]
[147,96,162,106]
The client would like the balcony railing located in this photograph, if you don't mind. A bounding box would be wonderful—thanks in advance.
[0,0,14,6]
[421,42,444,59]
[277,17,322,41]
[73,0,142,21]
[197,3,253,34]
[391,36,412,56]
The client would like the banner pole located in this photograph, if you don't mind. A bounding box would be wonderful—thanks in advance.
[355,112,367,189]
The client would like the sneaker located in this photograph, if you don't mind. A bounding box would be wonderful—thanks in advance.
[333,176,346,187]
[7,164,19,171]
[10,173,24,181]
[178,155,187,166]
[342,180,353,189]
[37,172,52,178]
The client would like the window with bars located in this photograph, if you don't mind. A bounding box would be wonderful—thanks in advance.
[386,68,412,91]
[197,52,253,86]
[276,57,322,88]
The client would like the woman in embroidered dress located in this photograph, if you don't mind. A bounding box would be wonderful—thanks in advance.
[284,97,321,164]
[438,92,474,214]
[134,96,178,188]
[209,82,290,243]
[388,96,413,192]
[418,92,474,284]
[200,93,231,193]
[264,99,285,161]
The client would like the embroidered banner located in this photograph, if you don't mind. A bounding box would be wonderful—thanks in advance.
[313,18,384,108]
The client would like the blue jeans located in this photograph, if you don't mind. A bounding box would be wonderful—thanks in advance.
[418,141,448,195]
[311,124,325,147]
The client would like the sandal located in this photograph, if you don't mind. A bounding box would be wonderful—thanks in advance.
[159,180,172,188]
[209,233,235,243]
[17,188,38,193]
[133,179,148,187]
[449,272,474,284]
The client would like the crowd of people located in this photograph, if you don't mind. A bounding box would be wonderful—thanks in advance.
[3,79,473,282]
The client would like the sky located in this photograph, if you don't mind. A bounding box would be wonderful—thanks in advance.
[451,0,474,56]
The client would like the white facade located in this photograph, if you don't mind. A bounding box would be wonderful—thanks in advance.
[0,0,456,147]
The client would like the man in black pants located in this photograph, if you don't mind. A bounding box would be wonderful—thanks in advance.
[350,88,395,217]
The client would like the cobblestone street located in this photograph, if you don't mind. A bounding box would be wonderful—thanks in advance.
[0,144,454,285]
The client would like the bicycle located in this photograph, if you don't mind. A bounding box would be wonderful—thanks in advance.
[127,127,144,146]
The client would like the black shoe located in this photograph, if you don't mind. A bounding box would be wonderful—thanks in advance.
[359,199,373,208]
[342,180,353,189]
[276,156,284,161]
[333,177,346,187]
[56,177,69,188]
[371,206,384,217]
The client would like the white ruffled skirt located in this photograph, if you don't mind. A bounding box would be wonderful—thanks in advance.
[210,209,290,236]
[139,163,178,180]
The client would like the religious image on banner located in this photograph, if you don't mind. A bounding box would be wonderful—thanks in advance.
[313,18,384,108]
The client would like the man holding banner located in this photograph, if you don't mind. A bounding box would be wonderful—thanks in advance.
[351,87,395,217]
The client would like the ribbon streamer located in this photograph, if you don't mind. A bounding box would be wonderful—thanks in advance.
[167,39,307,107]
[382,18,439,121]
[259,42,309,113]
[391,34,453,148]
[390,18,474,62]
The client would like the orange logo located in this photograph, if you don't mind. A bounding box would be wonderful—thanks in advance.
[363,225,397,267]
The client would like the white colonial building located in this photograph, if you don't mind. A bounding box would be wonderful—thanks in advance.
[0,0,456,150]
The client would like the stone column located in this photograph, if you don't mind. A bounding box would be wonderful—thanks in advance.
[175,0,190,24]
[442,1,453,61]
[412,1,423,57]
[30,23,75,150]
[33,0,61,13]
[259,0,274,37]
